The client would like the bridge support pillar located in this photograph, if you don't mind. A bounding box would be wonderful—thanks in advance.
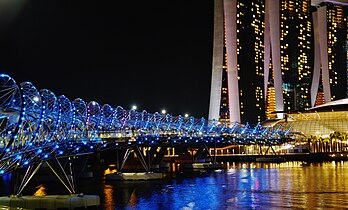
[264,145,277,155]
[120,148,131,171]
[15,157,77,196]
[259,145,263,155]
[16,162,43,196]
[134,145,149,172]
[116,146,168,173]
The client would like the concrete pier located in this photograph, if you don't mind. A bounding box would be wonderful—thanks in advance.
[0,194,100,210]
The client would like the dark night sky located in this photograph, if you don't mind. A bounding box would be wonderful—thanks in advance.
[0,0,214,118]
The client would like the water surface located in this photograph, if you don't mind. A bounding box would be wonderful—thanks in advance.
[1,161,348,209]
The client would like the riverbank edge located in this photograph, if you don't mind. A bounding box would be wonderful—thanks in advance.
[215,152,347,162]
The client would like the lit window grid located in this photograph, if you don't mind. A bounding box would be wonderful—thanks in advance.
[235,0,265,123]
[279,0,312,111]
[327,4,348,100]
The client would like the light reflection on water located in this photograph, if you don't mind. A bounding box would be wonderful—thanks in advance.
[2,161,348,209]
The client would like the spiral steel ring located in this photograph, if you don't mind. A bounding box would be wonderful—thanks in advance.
[0,74,290,175]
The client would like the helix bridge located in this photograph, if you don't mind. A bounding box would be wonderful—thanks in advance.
[0,74,292,176]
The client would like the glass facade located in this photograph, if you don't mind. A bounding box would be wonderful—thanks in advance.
[276,110,348,138]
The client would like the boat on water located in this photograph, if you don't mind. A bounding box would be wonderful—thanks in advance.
[255,156,286,162]
[105,172,163,181]
[180,162,223,172]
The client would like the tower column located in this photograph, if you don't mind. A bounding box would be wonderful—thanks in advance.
[264,6,271,103]
[311,5,331,106]
[265,0,284,118]
[311,11,321,107]
[208,0,224,121]
[224,0,240,123]
[317,5,331,104]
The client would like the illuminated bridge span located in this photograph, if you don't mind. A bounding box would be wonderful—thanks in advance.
[0,74,291,175]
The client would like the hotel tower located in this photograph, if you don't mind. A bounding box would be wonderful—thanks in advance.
[209,0,348,124]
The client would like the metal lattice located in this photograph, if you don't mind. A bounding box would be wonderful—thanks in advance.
[0,74,290,175]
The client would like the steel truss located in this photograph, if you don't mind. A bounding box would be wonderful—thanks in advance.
[0,74,292,175]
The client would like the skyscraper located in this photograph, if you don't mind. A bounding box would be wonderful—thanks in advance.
[209,0,348,125]
[209,0,265,125]
[237,0,266,124]
[279,0,313,112]
[311,1,348,105]
[263,0,313,119]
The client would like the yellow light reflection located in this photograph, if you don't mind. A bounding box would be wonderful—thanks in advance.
[104,185,114,210]
[129,189,137,207]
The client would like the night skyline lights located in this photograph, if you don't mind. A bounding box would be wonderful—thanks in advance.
[209,0,348,125]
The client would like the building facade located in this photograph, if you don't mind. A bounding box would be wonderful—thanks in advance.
[280,0,313,112]
[326,3,348,101]
[209,0,266,125]
[209,0,348,125]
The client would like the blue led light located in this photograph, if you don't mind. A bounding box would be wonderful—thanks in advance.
[0,74,290,175]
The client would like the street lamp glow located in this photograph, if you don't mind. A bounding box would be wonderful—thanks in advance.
[161,109,166,115]
[184,113,189,118]
[131,105,137,110]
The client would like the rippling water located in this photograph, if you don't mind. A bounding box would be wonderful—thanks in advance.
[2,161,348,209]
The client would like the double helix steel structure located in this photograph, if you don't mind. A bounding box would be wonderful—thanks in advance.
[0,74,291,175]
